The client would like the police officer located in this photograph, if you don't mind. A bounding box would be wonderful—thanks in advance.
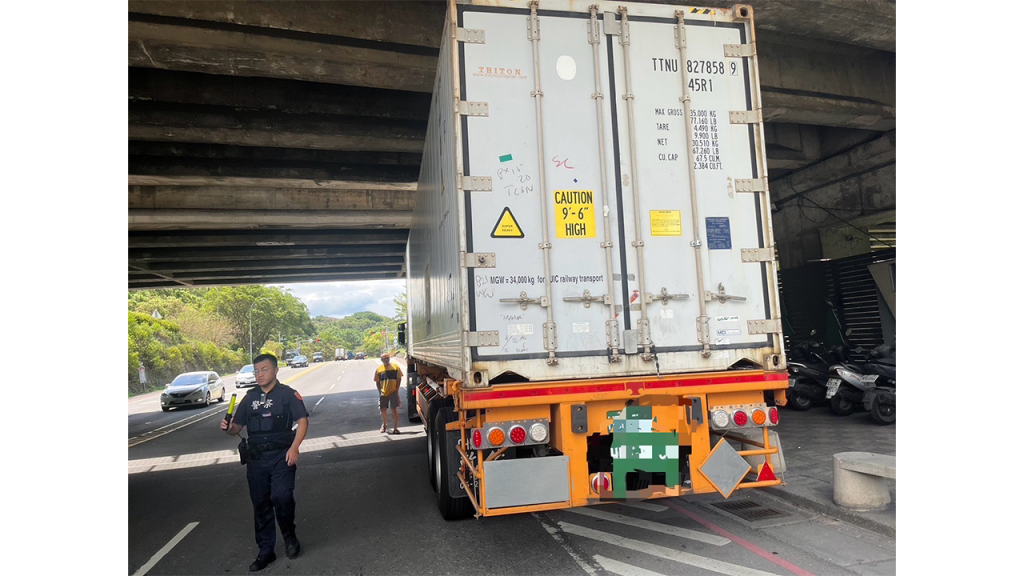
[221,353,309,572]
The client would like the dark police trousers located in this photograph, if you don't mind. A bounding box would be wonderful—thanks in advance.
[246,447,297,555]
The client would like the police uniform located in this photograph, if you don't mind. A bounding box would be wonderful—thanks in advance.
[231,381,309,558]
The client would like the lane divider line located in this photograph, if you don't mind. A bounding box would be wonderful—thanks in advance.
[533,513,601,576]
[594,555,668,576]
[663,500,814,576]
[558,521,778,576]
[563,506,729,546]
[132,522,198,576]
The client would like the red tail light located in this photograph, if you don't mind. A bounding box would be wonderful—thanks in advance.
[732,409,748,426]
[472,429,482,449]
[509,425,527,444]
[768,407,779,424]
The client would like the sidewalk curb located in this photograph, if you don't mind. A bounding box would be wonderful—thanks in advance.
[760,486,896,539]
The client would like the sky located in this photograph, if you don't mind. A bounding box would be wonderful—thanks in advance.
[273,279,406,319]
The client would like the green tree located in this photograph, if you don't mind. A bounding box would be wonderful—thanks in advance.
[394,290,408,323]
[214,286,314,353]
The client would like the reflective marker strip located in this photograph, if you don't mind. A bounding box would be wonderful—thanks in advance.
[132,522,198,576]
[464,373,788,402]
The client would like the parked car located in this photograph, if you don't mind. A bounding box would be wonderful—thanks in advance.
[288,355,309,368]
[235,364,256,388]
[313,352,324,363]
[160,371,225,411]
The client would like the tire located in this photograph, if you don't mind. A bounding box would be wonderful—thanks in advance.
[161,407,169,412]
[870,390,896,425]
[433,408,474,520]
[829,390,856,416]
[788,390,814,411]
[203,391,211,407]
[426,402,438,491]
[219,388,226,402]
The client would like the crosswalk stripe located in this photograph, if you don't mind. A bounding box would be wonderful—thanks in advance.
[563,506,730,546]
[619,501,669,512]
[594,555,668,576]
[558,522,781,576]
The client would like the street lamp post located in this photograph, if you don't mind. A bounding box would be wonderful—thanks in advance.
[248,297,271,366]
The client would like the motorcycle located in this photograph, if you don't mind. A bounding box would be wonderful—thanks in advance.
[787,336,846,410]
[826,340,895,424]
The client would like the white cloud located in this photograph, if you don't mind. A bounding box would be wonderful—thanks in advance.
[272,279,406,319]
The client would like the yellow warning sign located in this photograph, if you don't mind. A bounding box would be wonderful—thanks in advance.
[650,210,682,236]
[490,207,524,238]
[554,190,596,239]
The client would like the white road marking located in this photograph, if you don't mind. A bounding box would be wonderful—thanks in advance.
[564,507,729,546]
[533,514,601,576]
[129,407,228,447]
[594,555,668,576]
[620,501,669,513]
[558,522,780,576]
[330,383,336,390]
[132,522,198,576]
[315,397,325,407]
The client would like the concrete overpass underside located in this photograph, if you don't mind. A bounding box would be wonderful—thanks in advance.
[127,0,896,289]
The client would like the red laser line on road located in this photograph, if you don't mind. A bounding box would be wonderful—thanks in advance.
[664,500,815,576]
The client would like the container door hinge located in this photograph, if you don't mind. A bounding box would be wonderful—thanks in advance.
[466,331,499,347]
[724,43,756,58]
[499,292,548,311]
[462,175,492,191]
[462,252,495,268]
[458,101,489,117]
[704,283,747,303]
[696,316,710,345]
[729,109,761,124]
[543,322,558,351]
[748,319,782,334]
[741,248,774,263]
[735,178,767,193]
[456,27,485,44]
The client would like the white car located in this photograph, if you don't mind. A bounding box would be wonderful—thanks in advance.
[161,371,226,411]
[236,364,257,387]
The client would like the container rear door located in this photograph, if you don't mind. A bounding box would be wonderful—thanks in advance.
[606,12,770,352]
[461,7,624,360]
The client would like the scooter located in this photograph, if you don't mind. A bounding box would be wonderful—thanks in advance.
[787,336,845,410]
[826,341,895,424]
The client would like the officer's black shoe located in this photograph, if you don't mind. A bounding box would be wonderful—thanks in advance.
[286,537,301,559]
[249,553,276,572]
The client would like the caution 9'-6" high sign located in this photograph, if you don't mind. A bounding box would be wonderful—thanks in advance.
[554,190,596,239]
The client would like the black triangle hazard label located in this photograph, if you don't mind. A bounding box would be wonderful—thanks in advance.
[490,207,524,238]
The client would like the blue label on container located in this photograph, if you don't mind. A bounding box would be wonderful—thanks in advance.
[706,217,732,250]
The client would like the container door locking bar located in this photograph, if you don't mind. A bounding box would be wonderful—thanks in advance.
[705,283,746,304]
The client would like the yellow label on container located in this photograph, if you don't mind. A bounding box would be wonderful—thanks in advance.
[554,190,596,239]
[650,210,682,236]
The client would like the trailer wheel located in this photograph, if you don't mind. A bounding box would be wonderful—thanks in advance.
[425,401,438,491]
[433,408,474,520]
[829,391,856,416]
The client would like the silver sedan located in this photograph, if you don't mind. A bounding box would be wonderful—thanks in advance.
[160,371,226,411]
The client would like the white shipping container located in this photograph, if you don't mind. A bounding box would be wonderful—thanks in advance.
[408,0,783,385]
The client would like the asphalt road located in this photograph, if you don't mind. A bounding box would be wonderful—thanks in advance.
[128,360,895,575]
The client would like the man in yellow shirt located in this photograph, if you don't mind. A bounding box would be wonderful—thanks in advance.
[375,352,404,434]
